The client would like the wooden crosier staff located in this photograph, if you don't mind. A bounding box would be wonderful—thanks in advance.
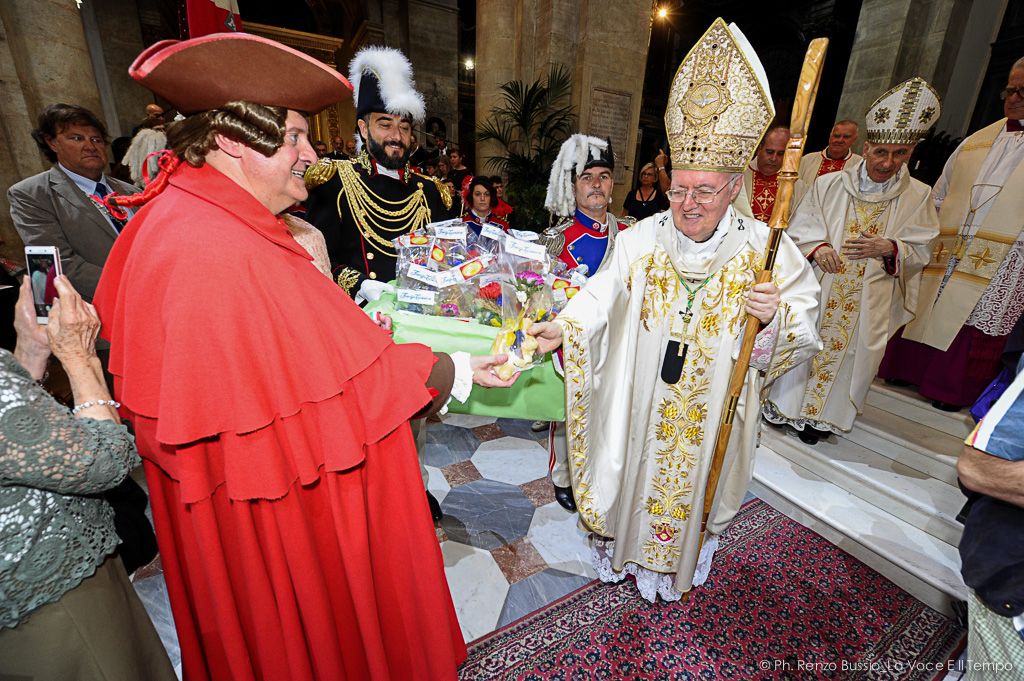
[698,37,829,545]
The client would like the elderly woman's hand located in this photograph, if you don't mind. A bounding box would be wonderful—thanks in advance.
[13,276,52,379]
[46,276,101,366]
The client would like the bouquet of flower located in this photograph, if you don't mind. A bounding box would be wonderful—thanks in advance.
[490,234,555,378]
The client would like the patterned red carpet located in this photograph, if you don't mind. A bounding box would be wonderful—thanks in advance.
[460,500,965,680]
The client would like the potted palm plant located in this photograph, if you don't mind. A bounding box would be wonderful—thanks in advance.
[476,65,576,231]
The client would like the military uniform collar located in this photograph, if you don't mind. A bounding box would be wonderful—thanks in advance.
[574,208,609,232]
[358,150,410,182]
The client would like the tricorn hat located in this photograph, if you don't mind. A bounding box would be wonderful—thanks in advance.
[349,47,426,121]
[129,32,351,115]
[665,18,774,173]
[545,135,615,217]
[864,77,941,145]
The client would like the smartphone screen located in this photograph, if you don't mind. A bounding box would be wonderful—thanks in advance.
[26,252,59,321]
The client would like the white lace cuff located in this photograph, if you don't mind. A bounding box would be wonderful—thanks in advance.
[746,314,780,371]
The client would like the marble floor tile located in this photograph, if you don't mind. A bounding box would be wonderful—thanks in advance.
[520,477,556,507]
[426,464,451,504]
[440,479,536,550]
[441,541,509,642]
[471,436,550,486]
[441,413,498,429]
[133,573,181,673]
[422,423,482,467]
[495,418,549,443]
[442,460,483,487]
[471,423,505,442]
[527,501,597,578]
[495,568,593,629]
[490,538,547,584]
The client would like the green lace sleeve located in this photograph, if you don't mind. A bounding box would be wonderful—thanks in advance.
[0,351,139,495]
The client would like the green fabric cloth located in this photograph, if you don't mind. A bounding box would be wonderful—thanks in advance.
[365,292,566,421]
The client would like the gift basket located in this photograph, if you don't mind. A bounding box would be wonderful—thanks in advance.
[372,226,579,420]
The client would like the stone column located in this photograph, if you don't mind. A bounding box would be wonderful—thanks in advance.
[0,0,104,261]
[475,0,653,211]
[405,0,459,145]
[835,0,975,137]
[92,0,154,136]
[474,0,523,169]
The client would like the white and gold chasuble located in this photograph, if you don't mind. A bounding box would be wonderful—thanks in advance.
[904,118,1024,349]
[765,163,937,433]
[555,209,820,595]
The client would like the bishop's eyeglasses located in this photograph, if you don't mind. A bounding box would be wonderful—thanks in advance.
[665,180,733,204]
[999,86,1024,100]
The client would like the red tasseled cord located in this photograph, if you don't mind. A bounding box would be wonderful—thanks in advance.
[103,150,182,220]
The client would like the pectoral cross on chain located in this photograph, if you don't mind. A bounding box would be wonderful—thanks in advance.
[660,276,710,384]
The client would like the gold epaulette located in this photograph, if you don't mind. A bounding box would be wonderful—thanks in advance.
[304,158,342,189]
[411,171,453,211]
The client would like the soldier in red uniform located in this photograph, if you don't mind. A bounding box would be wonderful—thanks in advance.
[538,134,629,511]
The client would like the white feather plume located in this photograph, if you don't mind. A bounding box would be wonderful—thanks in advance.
[348,47,426,122]
[544,134,609,217]
[123,128,168,186]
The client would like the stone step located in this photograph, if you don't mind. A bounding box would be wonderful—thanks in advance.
[847,403,961,486]
[761,427,964,546]
[866,381,974,440]
[751,445,966,616]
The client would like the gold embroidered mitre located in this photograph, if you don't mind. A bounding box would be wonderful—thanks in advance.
[865,77,941,145]
[664,18,774,173]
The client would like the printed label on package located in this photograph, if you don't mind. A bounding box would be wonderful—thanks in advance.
[504,236,547,260]
[397,288,437,305]
[407,264,439,287]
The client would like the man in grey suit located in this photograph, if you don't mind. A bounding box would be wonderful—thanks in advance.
[8,103,156,575]
[9,103,140,301]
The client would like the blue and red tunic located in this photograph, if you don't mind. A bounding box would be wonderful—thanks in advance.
[554,208,629,273]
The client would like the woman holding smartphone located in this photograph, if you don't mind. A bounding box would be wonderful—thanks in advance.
[0,275,174,680]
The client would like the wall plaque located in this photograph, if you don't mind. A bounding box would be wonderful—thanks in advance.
[588,88,632,184]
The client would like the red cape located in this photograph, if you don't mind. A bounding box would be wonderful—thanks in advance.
[94,163,466,679]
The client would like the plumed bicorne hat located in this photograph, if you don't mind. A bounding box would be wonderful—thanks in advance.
[129,32,351,115]
[545,134,615,217]
[349,47,426,122]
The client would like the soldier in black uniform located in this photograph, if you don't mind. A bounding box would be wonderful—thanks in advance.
[305,47,456,301]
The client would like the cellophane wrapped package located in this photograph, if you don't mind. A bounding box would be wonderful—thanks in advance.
[490,232,555,379]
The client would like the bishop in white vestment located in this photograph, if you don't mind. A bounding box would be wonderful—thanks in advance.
[880,59,1024,409]
[528,19,821,602]
[765,78,941,442]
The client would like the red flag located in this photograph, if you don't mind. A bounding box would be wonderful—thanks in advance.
[182,0,242,39]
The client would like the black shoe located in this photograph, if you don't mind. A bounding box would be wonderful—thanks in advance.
[885,378,913,387]
[554,485,577,512]
[426,491,443,521]
[931,400,962,412]
[797,429,820,445]
[798,426,829,445]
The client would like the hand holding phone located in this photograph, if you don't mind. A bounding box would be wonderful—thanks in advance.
[24,246,62,324]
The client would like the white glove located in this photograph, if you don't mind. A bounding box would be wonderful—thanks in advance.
[357,279,395,303]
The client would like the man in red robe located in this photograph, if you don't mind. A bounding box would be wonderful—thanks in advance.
[740,125,789,221]
[94,33,513,681]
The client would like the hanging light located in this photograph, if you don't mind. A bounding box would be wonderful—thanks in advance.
[464,58,475,71]
[656,6,668,19]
